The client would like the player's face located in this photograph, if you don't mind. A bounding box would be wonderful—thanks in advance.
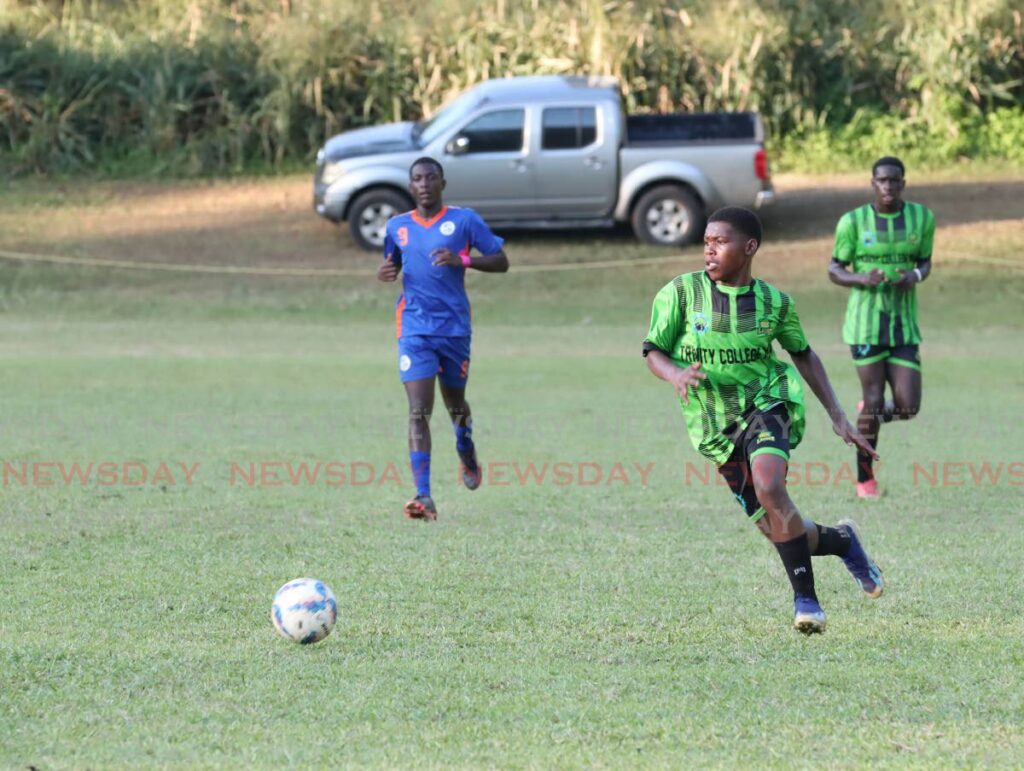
[409,163,446,210]
[871,165,905,209]
[703,221,757,283]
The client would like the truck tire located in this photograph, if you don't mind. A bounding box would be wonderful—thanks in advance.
[347,189,413,251]
[630,185,704,247]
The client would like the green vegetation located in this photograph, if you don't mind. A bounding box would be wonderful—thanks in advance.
[1,174,1023,767]
[1,0,1022,175]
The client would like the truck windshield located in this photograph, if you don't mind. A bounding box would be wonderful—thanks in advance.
[414,89,481,147]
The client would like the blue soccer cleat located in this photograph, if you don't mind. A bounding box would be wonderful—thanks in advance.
[837,518,884,598]
[793,594,827,635]
[460,449,482,491]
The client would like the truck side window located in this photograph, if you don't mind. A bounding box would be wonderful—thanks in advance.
[542,107,597,150]
[459,109,525,153]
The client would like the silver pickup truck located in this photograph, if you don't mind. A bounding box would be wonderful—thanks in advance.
[313,75,775,249]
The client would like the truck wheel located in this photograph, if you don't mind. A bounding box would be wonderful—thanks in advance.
[347,189,412,251]
[631,185,704,247]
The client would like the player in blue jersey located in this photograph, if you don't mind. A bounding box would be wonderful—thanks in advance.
[377,157,509,521]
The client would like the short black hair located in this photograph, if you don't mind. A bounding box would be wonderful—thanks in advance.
[872,156,905,177]
[409,156,444,178]
[707,206,762,246]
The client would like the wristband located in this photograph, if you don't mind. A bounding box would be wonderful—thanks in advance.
[460,253,472,268]
[913,267,923,282]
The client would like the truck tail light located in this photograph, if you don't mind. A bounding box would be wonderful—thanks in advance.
[754,148,769,181]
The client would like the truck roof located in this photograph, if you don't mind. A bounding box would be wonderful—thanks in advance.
[472,75,620,105]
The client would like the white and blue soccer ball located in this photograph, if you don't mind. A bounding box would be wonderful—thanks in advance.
[271,578,337,644]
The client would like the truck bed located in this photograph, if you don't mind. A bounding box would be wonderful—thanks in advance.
[625,113,758,145]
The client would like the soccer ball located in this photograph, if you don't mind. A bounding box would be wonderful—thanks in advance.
[271,577,337,644]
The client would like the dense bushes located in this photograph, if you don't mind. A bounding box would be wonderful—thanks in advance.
[1,0,1021,175]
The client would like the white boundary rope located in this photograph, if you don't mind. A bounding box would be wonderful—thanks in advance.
[0,246,1020,276]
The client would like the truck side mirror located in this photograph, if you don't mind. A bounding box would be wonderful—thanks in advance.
[446,135,470,156]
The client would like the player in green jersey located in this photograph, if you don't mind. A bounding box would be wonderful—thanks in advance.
[828,157,934,499]
[644,207,884,634]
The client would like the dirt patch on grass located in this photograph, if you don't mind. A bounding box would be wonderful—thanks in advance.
[1,173,1021,272]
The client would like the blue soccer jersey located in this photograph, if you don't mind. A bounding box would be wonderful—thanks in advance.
[384,206,504,338]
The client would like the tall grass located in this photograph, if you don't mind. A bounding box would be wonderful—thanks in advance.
[1,0,1021,174]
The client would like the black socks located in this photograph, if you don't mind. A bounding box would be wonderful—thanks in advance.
[857,435,878,482]
[812,524,852,557]
[774,534,817,601]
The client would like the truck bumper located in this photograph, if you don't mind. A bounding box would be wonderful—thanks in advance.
[312,158,349,223]
[754,189,777,209]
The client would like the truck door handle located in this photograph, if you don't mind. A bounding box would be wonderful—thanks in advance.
[510,159,528,173]
[584,156,603,169]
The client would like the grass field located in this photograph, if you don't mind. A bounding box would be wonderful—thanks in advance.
[1,172,1023,768]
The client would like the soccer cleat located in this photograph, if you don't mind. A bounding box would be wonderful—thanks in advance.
[403,495,437,521]
[856,479,882,499]
[837,518,884,598]
[793,595,827,635]
[459,449,481,491]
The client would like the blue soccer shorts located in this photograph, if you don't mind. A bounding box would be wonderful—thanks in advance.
[398,335,471,387]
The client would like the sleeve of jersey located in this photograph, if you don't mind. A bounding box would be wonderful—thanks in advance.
[383,231,403,269]
[776,298,810,355]
[832,214,856,264]
[467,210,505,256]
[642,282,681,358]
[918,208,936,261]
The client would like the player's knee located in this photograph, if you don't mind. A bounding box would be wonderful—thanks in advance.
[893,395,920,419]
[861,389,885,412]
[408,406,432,423]
[751,468,787,509]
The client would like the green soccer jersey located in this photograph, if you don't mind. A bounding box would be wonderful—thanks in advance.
[833,201,935,346]
[643,271,809,465]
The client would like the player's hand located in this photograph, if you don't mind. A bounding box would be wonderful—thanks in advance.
[832,417,879,460]
[861,268,886,287]
[431,247,462,268]
[891,269,918,291]
[669,362,707,405]
[377,254,399,282]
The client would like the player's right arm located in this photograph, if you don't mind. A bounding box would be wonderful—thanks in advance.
[827,212,885,288]
[642,279,706,404]
[377,232,402,283]
[646,354,706,405]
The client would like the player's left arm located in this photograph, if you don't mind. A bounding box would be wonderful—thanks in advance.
[789,348,878,460]
[893,208,935,289]
[777,298,879,459]
[431,210,509,272]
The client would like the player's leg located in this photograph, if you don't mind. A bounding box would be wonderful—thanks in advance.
[854,354,887,497]
[437,336,480,490]
[737,409,883,602]
[886,345,922,421]
[748,452,826,634]
[402,377,437,519]
[399,335,442,520]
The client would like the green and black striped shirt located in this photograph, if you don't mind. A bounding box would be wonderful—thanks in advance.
[644,271,808,465]
[833,201,935,346]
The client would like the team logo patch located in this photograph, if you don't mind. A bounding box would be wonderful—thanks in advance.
[399,355,412,372]
[862,232,876,247]
[692,312,709,335]
[757,318,774,336]
[440,221,456,236]
[756,430,774,444]
[908,232,920,244]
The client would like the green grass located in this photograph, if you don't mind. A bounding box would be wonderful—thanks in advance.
[1,178,1023,768]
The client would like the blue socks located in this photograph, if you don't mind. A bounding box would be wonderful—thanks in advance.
[409,451,431,497]
[454,421,475,461]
